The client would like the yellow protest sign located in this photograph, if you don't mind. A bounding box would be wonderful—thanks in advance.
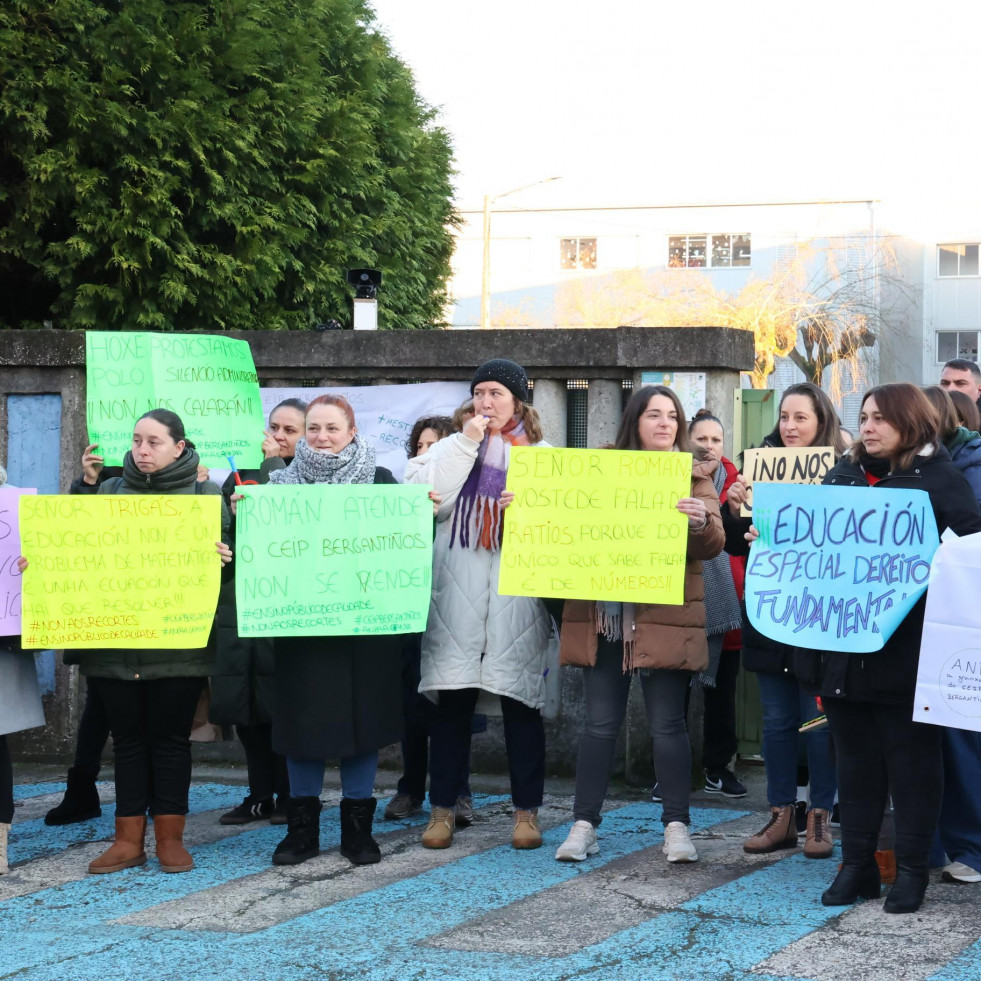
[740,446,834,516]
[500,447,692,605]
[19,495,221,649]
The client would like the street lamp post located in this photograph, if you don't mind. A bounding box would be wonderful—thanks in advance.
[480,177,560,329]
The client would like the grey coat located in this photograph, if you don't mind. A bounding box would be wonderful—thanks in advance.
[0,647,45,737]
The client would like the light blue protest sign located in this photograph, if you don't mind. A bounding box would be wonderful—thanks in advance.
[744,483,939,653]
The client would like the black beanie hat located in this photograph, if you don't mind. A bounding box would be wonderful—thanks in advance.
[470,358,529,403]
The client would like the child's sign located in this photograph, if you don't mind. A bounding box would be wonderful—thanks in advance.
[740,446,835,516]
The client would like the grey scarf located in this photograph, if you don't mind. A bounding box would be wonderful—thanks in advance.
[695,460,743,688]
[268,434,376,485]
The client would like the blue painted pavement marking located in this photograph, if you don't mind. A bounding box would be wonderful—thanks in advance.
[0,796,852,981]
[13,781,89,800]
[927,937,981,981]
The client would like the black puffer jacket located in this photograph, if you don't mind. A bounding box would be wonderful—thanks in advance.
[795,446,981,705]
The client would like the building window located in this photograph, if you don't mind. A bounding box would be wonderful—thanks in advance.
[669,234,750,268]
[938,244,980,278]
[937,331,980,363]
[560,238,597,270]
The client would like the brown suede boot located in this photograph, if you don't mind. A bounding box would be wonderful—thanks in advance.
[88,816,148,874]
[743,805,797,854]
[154,815,193,873]
[804,808,834,858]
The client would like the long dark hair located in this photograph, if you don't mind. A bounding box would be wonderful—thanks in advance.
[921,386,959,442]
[855,383,940,472]
[615,385,691,453]
[947,389,981,432]
[137,409,194,450]
[778,383,847,455]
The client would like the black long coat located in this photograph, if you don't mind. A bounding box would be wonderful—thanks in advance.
[271,467,404,760]
[209,464,280,726]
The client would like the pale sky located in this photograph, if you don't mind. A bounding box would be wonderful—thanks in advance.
[369,0,981,226]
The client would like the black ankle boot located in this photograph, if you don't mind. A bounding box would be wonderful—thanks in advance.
[883,864,929,914]
[44,767,102,826]
[821,860,881,906]
[272,796,322,866]
[340,798,381,866]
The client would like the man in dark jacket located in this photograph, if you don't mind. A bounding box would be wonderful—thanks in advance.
[940,358,981,416]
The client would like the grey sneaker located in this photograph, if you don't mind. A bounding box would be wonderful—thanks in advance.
[555,821,598,862]
[454,795,474,827]
[383,794,423,820]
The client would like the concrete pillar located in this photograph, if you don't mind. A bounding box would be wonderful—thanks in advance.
[586,379,621,449]
[532,378,567,447]
[703,369,740,460]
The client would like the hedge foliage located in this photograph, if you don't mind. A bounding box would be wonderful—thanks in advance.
[0,0,456,330]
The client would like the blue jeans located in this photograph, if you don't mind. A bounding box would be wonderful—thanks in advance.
[756,672,836,810]
[287,752,378,800]
[937,726,981,871]
[574,638,691,827]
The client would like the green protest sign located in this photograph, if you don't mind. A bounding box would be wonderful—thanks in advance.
[86,331,265,468]
[235,484,434,637]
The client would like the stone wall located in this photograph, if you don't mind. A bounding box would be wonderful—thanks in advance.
[1,326,754,783]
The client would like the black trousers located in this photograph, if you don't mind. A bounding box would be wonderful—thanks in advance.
[429,688,544,810]
[824,699,942,868]
[0,735,12,824]
[702,648,741,771]
[236,723,289,801]
[73,683,111,777]
[89,676,204,817]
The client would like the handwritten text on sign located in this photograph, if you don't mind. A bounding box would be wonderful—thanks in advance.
[19,496,222,649]
[914,532,981,732]
[0,485,37,636]
[745,484,939,653]
[235,484,434,637]
[499,448,691,605]
[86,331,265,469]
[740,446,834,516]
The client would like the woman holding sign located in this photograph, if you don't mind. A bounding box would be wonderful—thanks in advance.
[725,383,844,861]
[555,385,724,865]
[793,384,981,913]
[264,394,403,868]
[405,359,553,850]
[65,410,231,875]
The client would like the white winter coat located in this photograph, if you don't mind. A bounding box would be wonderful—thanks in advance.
[405,432,551,710]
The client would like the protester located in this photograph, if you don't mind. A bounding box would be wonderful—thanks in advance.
[687,409,746,799]
[45,449,212,827]
[791,383,981,913]
[939,358,981,412]
[53,411,231,875]
[264,395,403,867]
[947,389,981,433]
[384,415,474,822]
[554,385,724,865]
[405,359,552,850]
[210,398,307,826]
[725,382,844,860]
[0,460,43,875]
[921,385,981,887]
[0,617,42,876]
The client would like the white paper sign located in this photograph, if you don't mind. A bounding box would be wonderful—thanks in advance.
[914,531,981,731]
[210,381,470,486]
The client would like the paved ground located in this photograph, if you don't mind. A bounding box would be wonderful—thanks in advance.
[3,763,980,981]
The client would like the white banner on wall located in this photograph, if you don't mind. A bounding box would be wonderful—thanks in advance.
[914,531,981,733]
[210,381,470,485]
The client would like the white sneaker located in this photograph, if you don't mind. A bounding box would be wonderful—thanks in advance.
[943,861,981,883]
[662,821,698,863]
[555,820,599,862]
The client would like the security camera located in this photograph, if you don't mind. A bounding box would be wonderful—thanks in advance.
[346,268,382,299]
